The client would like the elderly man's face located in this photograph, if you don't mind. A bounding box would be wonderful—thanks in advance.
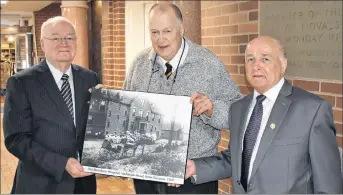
[149,8,184,61]
[41,21,77,65]
[245,37,287,94]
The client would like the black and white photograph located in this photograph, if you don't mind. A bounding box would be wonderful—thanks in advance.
[81,88,192,184]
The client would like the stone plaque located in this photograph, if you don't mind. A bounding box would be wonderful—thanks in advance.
[260,1,342,81]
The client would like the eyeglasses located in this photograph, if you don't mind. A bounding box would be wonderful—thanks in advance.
[43,37,77,44]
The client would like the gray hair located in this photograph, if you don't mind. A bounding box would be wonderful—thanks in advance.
[149,3,183,25]
[40,16,75,39]
[272,38,286,61]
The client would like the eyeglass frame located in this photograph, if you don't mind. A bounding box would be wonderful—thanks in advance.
[42,36,77,44]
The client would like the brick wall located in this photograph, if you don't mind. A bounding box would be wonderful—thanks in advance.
[201,1,342,194]
[33,3,61,58]
[101,0,126,89]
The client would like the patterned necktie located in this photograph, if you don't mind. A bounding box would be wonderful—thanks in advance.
[165,62,172,79]
[60,74,74,121]
[240,94,266,191]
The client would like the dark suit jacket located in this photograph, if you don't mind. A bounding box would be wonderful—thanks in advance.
[3,61,98,193]
[194,80,343,193]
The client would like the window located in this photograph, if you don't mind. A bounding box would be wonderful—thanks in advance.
[108,110,111,117]
[132,108,136,116]
[152,114,155,121]
[139,110,143,117]
[141,99,145,106]
[107,121,110,128]
[158,116,161,123]
[125,110,128,116]
[146,111,149,119]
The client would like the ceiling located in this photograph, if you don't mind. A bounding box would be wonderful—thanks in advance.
[1,1,55,28]
[1,1,55,13]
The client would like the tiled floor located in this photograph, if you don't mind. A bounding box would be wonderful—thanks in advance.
[0,113,135,194]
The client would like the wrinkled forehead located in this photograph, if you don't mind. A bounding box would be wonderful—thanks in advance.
[149,8,178,29]
[245,39,279,57]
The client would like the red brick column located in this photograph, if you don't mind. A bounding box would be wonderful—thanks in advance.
[102,0,126,89]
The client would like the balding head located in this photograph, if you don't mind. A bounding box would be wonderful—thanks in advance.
[41,16,75,39]
[149,3,183,25]
[247,36,286,61]
[244,36,288,94]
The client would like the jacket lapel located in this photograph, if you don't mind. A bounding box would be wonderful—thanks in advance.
[237,94,253,180]
[36,61,74,126]
[249,80,293,181]
[72,65,84,136]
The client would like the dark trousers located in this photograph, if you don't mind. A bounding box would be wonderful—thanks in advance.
[134,178,218,194]
[73,175,97,194]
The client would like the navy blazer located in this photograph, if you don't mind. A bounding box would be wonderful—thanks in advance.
[3,61,98,193]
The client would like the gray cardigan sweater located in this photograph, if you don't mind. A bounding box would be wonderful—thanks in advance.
[124,38,242,159]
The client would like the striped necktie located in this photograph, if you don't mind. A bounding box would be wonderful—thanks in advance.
[165,62,172,79]
[60,74,74,121]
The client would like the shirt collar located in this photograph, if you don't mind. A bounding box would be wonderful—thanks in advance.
[253,78,285,103]
[46,60,72,83]
[159,38,185,69]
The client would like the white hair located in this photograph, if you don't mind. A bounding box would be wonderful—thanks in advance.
[40,16,76,39]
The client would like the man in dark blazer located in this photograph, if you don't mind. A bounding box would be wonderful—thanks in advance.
[171,36,343,193]
[3,16,98,193]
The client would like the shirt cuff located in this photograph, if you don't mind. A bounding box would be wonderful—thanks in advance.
[191,174,197,184]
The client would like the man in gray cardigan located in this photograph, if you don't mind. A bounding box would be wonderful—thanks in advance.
[123,3,242,194]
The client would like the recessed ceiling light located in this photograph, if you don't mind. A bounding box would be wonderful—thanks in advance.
[1,0,8,5]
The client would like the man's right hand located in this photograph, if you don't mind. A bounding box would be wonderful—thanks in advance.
[88,84,104,93]
[168,159,197,188]
[65,158,93,178]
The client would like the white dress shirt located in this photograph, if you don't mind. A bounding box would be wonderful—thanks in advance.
[243,78,285,182]
[46,60,76,125]
[159,37,189,72]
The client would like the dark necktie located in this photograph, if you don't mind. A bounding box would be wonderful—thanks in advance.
[240,94,266,191]
[165,62,172,79]
[61,74,74,121]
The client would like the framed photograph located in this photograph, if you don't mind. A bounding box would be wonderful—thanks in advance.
[81,88,192,184]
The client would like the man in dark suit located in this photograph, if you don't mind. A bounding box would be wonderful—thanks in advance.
[3,16,98,193]
[170,36,343,193]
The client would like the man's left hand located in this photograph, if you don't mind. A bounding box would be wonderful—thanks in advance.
[190,92,214,117]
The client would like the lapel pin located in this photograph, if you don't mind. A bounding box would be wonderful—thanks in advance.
[270,123,276,129]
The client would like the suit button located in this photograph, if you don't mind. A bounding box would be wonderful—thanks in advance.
[77,136,80,140]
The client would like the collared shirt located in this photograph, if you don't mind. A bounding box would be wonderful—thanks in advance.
[243,78,285,182]
[46,60,76,125]
[159,37,189,73]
